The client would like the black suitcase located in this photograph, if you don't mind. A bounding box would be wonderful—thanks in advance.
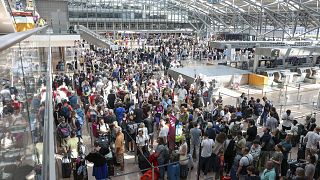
[62,157,72,178]
[297,144,306,160]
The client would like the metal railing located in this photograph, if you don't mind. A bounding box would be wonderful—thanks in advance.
[42,31,56,180]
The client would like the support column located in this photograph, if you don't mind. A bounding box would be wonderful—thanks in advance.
[253,44,260,73]
[283,48,291,68]
[312,55,318,66]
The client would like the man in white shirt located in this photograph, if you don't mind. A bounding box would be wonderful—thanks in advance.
[158,120,169,144]
[136,129,149,150]
[281,109,293,131]
[266,113,279,132]
[177,86,188,106]
[304,127,320,159]
[200,133,214,177]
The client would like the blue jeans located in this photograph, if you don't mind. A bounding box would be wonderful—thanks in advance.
[158,160,165,180]
[261,111,268,125]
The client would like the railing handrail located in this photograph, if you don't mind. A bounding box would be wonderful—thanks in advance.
[0,26,48,52]
[77,25,115,45]
[42,31,56,180]
[111,156,190,177]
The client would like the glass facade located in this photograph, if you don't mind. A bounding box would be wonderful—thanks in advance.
[68,0,197,32]
[0,33,51,179]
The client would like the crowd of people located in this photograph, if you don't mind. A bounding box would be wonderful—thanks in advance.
[50,38,320,180]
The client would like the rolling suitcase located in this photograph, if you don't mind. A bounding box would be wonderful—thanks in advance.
[108,165,115,176]
[297,144,306,160]
[167,163,180,180]
[180,164,188,178]
[221,175,231,180]
[62,156,72,178]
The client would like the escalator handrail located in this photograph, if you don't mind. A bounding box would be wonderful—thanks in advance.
[77,25,115,45]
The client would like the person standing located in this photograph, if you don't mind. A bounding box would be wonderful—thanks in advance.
[249,140,261,168]
[190,122,201,162]
[177,85,188,107]
[304,127,320,160]
[260,161,276,180]
[115,127,124,172]
[279,135,292,179]
[281,109,293,131]
[305,155,316,180]
[200,133,214,178]
[266,113,279,132]
[246,119,257,147]
[236,147,253,180]
[154,137,169,180]
[270,144,283,178]
[261,97,272,126]
[259,128,272,171]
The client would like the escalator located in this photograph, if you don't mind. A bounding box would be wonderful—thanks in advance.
[75,25,118,49]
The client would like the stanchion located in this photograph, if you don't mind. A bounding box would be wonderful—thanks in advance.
[278,88,282,103]
[280,105,283,116]
[152,165,154,180]
[298,95,302,110]
[297,84,301,101]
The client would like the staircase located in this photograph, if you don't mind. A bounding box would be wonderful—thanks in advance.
[76,25,118,49]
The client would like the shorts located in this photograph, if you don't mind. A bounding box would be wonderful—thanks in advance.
[116,153,124,164]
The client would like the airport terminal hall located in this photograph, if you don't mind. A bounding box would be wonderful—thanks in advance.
[2,0,320,180]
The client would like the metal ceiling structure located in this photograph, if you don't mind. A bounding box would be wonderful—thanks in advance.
[161,0,320,40]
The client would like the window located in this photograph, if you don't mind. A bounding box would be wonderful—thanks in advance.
[122,23,129,29]
[138,23,144,29]
[69,11,79,18]
[88,22,96,30]
[159,23,166,30]
[130,23,136,29]
[114,13,121,18]
[115,23,121,30]
[97,22,104,30]
[87,12,96,18]
[134,13,142,19]
[79,22,87,27]
[145,23,151,29]
[106,23,113,30]
[79,12,87,18]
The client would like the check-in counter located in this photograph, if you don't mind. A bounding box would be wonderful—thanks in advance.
[249,73,268,89]
[280,70,298,84]
[295,67,309,82]
[261,70,282,86]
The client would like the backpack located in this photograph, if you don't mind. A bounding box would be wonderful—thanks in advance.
[163,145,170,163]
[264,100,273,111]
[59,125,70,138]
[212,109,219,121]
[265,137,275,151]
[254,103,263,116]
[61,105,71,119]
[230,123,241,134]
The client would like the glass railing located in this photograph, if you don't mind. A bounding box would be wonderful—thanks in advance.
[0,27,55,180]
